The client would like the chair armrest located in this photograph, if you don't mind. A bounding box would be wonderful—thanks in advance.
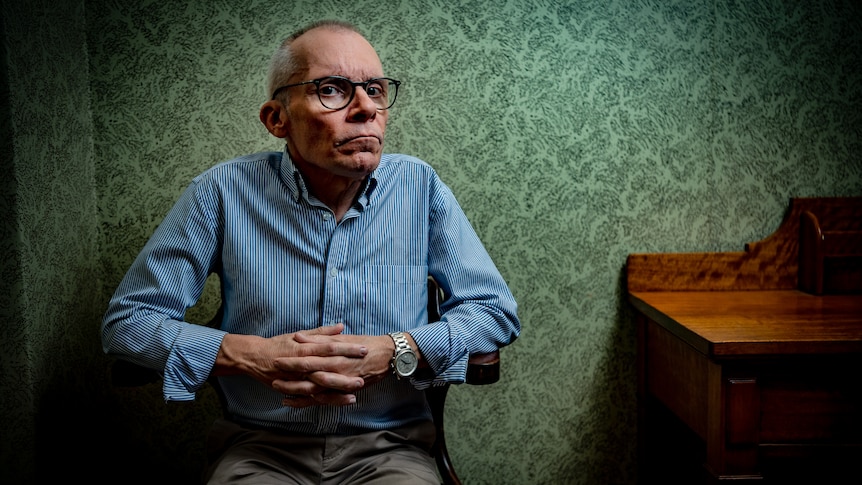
[110,358,161,387]
[466,350,500,385]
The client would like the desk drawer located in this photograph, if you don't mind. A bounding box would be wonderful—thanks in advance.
[758,371,862,443]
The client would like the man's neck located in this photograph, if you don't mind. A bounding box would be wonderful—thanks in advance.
[294,159,366,222]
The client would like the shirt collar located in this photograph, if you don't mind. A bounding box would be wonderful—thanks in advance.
[278,147,378,209]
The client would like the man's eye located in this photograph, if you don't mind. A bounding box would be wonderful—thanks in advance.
[319,85,343,97]
[366,83,385,97]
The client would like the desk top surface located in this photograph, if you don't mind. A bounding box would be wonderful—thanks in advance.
[629,290,862,357]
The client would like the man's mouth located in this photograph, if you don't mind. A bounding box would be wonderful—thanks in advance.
[335,135,381,147]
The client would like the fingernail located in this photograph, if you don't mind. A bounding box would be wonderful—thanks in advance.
[348,396,356,404]
[360,346,368,355]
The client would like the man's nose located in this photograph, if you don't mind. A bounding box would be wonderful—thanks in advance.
[347,87,378,119]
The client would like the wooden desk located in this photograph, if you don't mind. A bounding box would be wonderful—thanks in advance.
[627,197,862,483]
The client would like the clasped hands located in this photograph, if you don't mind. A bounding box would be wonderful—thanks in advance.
[216,323,394,409]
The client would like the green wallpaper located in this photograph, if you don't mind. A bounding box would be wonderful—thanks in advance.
[2,0,861,484]
[2,0,104,483]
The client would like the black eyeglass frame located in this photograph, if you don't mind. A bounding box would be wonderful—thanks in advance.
[271,76,401,111]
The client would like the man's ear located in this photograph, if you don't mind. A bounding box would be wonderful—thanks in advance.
[260,100,289,138]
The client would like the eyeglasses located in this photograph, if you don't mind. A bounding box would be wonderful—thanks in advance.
[271,76,401,111]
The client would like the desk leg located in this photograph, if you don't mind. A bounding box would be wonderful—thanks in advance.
[638,314,708,482]
[636,314,646,482]
[705,367,762,481]
[639,316,764,482]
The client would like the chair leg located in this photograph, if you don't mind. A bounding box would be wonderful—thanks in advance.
[427,384,461,485]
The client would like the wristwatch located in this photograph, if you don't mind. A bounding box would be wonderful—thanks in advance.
[388,331,418,379]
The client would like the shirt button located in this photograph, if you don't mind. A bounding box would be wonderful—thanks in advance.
[322,213,332,221]
[329,268,338,278]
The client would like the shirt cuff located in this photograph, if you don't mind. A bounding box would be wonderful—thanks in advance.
[408,323,468,390]
[162,324,227,401]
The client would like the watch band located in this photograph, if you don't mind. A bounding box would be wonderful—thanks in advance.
[390,331,411,354]
[388,331,418,378]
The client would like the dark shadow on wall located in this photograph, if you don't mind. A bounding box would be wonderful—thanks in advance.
[582,265,639,485]
[48,276,226,484]
[0,10,34,484]
[590,266,639,485]
[35,361,223,485]
[553,264,640,485]
[34,288,226,484]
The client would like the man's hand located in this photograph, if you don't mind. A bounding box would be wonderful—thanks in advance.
[214,323,370,405]
[272,332,396,407]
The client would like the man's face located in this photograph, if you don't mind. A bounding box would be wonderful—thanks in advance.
[283,29,389,181]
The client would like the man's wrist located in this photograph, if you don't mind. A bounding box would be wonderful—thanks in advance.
[213,333,263,376]
[388,332,418,378]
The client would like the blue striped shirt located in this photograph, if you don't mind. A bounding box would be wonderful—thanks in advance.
[102,149,520,434]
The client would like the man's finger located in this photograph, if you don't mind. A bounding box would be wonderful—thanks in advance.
[310,391,357,406]
[281,340,369,359]
[272,356,340,374]
[271,372,363,394]
[305,371,364,391]
[299,323,345,337]
[272,378,318,395]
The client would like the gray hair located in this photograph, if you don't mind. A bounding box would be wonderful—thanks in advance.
[265,20,363,101]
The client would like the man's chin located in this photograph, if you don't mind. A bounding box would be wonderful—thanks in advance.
[336,152,381,177]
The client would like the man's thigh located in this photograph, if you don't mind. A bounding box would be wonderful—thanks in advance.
[203,419,439,485]
[322,421,439,484]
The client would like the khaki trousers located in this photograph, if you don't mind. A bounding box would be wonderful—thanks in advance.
[203,418,439,484]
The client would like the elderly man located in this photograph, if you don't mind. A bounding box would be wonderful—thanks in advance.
[102,20,520,484]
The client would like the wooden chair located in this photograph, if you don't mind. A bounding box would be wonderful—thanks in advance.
[111,277,500,485]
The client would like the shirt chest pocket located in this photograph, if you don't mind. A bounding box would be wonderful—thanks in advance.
[361,265,429,334]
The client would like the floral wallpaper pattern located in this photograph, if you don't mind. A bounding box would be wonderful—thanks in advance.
[3,0,861,483]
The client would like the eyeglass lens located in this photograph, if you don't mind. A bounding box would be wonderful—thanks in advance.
[317,77,398,110]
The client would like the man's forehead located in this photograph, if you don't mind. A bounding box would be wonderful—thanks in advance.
[303,63,384,80]
[295,32,384,79]
[293,28,374,57]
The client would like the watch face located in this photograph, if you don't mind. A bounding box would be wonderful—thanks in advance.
[396,352,418,376]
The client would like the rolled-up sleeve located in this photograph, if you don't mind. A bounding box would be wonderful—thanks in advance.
[409,177,520,389]
[101,178,226,401]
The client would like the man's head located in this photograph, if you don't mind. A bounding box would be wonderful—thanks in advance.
[260,21,394,182]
